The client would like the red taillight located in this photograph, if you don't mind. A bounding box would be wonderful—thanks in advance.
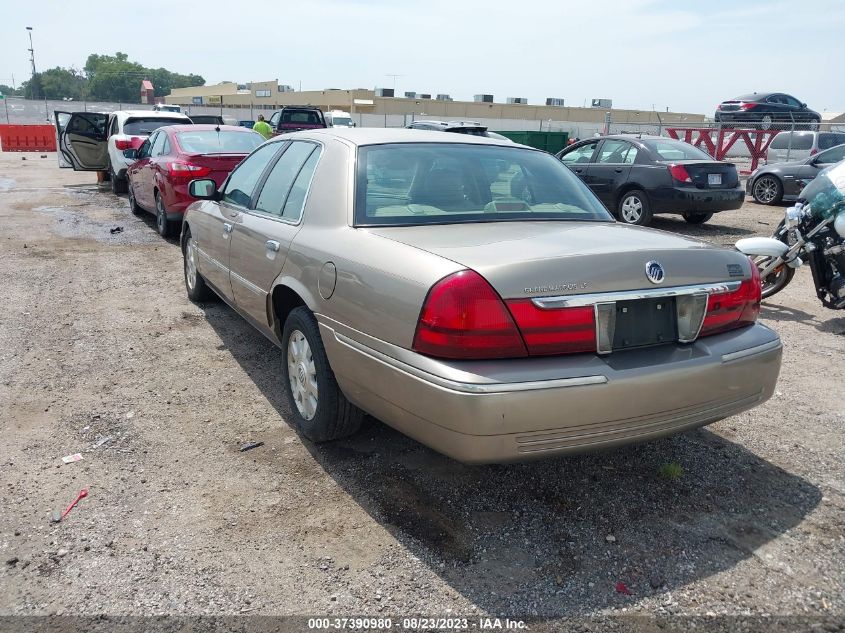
[412,270,527,359]
[506,300,596,355]
[699,260,761,337]
[168,161,212,179]
[739,102,758,111]
[669,164,692,183]
[114,137,142,151]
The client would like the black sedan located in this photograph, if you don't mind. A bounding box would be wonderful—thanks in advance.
[746,142,845,205]
[715,93,821,130]
[555,135,744,226]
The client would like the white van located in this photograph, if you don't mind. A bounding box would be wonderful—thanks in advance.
[325,110,354,128]
[767,131,845,163]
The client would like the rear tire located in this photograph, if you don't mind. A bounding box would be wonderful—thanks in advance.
[281,307,363,443]
[183,230,216,303]
[617,190,653,226]
[683,212,713,224]
[155,192,177,238]
[755,255,796,300]
[127,180,143,215]
[751,175,783,205]
[109,165,127,195]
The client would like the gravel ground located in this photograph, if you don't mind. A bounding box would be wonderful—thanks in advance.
[0,153,843,626]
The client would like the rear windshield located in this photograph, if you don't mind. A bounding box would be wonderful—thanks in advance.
[819,134,845,151]
[642,139,712,161]
[189,115,223,125]
[770,133,814,150]
[446,127,488,136]
[123,117,187,135]
[355,143,612,226]
[280,110,323,124]
[176,130,264,154]
[330,116,353,127]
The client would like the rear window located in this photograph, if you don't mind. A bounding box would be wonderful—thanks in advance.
[770,133,814,150]
[189,115,223,125]
[280,110,322,124]
[355,143,612,226]
[818,134,845,151]
[642,139,712,161]
[123,117,187,135]
[176,130,264,154]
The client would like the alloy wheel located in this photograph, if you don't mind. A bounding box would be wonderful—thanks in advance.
[620,195,643,223]
[287,330,318,420]
[185,236,198,291]
[156,196,166,233]
[753,177,779,204]
[760,115,773,130]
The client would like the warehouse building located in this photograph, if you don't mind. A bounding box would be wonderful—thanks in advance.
[165,80,707,127]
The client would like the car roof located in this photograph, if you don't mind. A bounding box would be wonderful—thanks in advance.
[730,93,776,101]
[280,127,525,148]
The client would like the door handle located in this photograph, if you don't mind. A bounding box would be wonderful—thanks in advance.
[266,240,280,252]
[614,168,623,173]
[223,223,233,234]
[574,168,583,173]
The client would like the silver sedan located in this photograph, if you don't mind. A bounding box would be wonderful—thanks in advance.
[181,129,781,463]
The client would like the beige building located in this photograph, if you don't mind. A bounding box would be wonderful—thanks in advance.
[167,80,707,126]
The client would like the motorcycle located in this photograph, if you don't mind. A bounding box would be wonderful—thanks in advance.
[737,159,845,307]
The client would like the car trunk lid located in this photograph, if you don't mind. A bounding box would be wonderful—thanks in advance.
[181,153,247,185]
[369,221,748,300]
[664,160,740,189]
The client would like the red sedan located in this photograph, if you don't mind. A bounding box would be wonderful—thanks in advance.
[125,124,264,237]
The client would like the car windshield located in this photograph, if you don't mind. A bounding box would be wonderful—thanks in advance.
[123,118,187,135]
[176,130,264,154]
[355,143,612,226]
[643,139,712,161]
[331,117,352,126]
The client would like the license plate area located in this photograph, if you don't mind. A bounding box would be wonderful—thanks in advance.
[708,173,722,186]
[612,298,677,350]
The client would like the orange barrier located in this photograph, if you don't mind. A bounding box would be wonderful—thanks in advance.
[0,124,57,152]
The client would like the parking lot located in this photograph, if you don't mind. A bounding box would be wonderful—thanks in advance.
[0,152,843,622]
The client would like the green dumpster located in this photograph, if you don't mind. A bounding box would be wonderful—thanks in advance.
[498,131,569,154]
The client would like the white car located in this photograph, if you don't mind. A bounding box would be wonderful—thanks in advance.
[54,110,191,194]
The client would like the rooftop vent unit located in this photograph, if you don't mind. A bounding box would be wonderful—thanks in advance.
[419,93,431,99]
[591,98,613,108]
[436,94,452,101]
[546,98,565,107]
[404,91,417,98]
[376,88,395,98]
[507,97,528,104]
[474,94,494,103]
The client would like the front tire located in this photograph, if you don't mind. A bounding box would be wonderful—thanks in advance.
[281,307,363,443]
[683,212,713,224]
[617,190,653,226]
[751,175,783,205]
[183,230,216,303]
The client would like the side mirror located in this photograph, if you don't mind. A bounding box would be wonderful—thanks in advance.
[189,178,219,200]
[801,103,807,108]
[123,148,138,160]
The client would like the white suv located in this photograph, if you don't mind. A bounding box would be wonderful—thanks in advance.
[55,109,191,194]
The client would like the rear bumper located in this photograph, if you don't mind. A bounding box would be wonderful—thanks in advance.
[651,186,745,214]
[320,320,782,464]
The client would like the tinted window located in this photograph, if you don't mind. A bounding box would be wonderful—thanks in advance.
[642,139,712,161]
[356,143,611,226]
[222,143,282,208]
[161,136,171,156]
[254,142,318,218]
[188,115,224,125]
[68,113,107,138]
[596,140,633,164]
[282,149,321,220]
[137,139,151,159]
[281,110,321,124]
[770,133,814,150]
[560,141,598,164]
[784,95,802,108]
[177,130,264,154]
[817,145,845,165]
[818,134,845,151]
[123,117,187,135]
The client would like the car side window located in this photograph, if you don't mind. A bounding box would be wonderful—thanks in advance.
[766,95,784,105]
[269,112,280,127]
[222,143,282,208]
[161,136,171,156]
[137,139,151,159]
[785,95,802,108]
[817,145,845,164]
[819,134,845,151]
[282,148,321,220]
[596,140,632,164]
[150,132,166,157]
[254,142,319,218]
[109,117,118,137]
[560,142,598,164]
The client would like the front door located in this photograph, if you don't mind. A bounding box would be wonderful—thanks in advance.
[55,111,109,171]
[196,142,285,302]
[584,139,636,207]
[230,141,322,326]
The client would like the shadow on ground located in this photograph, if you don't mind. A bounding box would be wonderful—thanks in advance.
[201,301,821,615]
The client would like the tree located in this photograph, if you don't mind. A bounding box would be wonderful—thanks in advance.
[0,84,20,96]
[84,52,148,102]
[34,67,86,100]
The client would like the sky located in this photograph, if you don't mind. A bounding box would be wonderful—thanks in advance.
[1,0,843,115]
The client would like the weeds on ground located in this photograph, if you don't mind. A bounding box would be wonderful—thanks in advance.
[658,461,684,481]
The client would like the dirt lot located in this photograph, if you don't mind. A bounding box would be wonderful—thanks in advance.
[0,152,843,625]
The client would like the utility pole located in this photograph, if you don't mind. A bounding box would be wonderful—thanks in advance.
[385,74,404,95]
[26,27,37,99]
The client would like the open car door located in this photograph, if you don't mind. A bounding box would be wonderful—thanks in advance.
[54,111,109,171]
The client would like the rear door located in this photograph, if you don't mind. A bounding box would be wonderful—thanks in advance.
[126,138,153,209]
[229,141,321,325]
[55,111,109,170]
[583,139,636,207]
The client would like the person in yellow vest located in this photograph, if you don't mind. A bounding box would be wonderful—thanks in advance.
[253,114,273,140]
